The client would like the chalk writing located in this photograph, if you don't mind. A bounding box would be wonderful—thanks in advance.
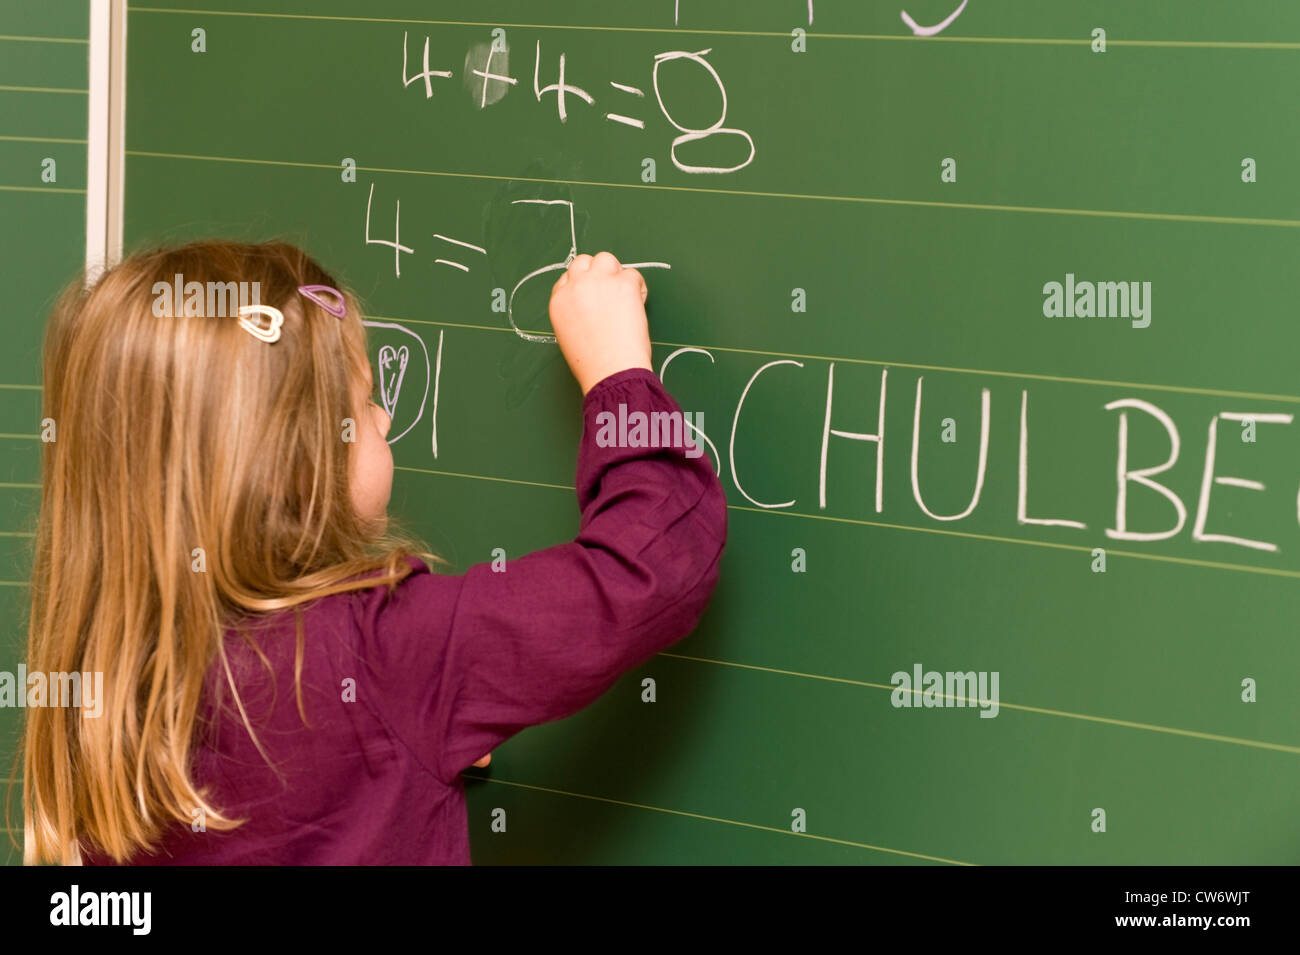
[364,182,413,277]
[653,49,755,174]
[901,0,968,37]
[360,186,670,343]
[402,31,452,97]
[362,320,429,445]
[398,33,754,174]
[506,197,672,343]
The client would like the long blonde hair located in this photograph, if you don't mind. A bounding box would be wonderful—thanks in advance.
[17,240,425,864]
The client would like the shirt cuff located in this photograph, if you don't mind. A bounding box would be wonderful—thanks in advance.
[581,367,660,407]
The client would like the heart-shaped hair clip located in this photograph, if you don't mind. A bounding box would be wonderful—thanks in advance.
[297,285,347,318]
[234,285,348,344]
[238,304,285,343]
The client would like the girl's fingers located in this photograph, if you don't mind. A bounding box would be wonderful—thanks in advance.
[591,251,621,272]
[555,253,644,299]
[622,266,647,302]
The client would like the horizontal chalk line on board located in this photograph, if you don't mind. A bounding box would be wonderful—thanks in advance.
[375,315,1300,405]
[0,35,88,44]
[0,383,41,390]
[0,135,88,144]
[0,185,86,195]
[127,9,1300,50]
[123,150,1300,229]
[396,464,570,492]
[0,85,87,95]
[459,773,971,865]
[729,504,1300,580]
[395,466,1300,581]
[0,763,1063,863]
[657,652,1300,755]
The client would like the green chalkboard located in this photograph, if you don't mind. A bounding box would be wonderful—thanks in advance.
[0,1,89,867]
[87,0,1300,863]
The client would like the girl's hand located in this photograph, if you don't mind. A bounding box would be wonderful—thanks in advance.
[548,251,652,395]
[472,753,492,767]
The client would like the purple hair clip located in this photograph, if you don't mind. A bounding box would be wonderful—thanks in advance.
[297,284,347,318]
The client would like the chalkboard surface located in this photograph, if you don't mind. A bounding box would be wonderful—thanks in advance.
[0,1,89,867]
[14,0,1300,864]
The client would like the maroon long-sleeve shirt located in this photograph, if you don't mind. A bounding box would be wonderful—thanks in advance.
[83,368,726,865]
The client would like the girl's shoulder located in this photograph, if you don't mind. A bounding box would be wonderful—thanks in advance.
[348,553,452,605]
[343,553,465,647]
[219,555,462,681]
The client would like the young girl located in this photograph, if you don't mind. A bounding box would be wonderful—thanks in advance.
[19,240,726,865]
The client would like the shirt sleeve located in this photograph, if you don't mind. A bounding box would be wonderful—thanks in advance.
[353,368,727,785]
